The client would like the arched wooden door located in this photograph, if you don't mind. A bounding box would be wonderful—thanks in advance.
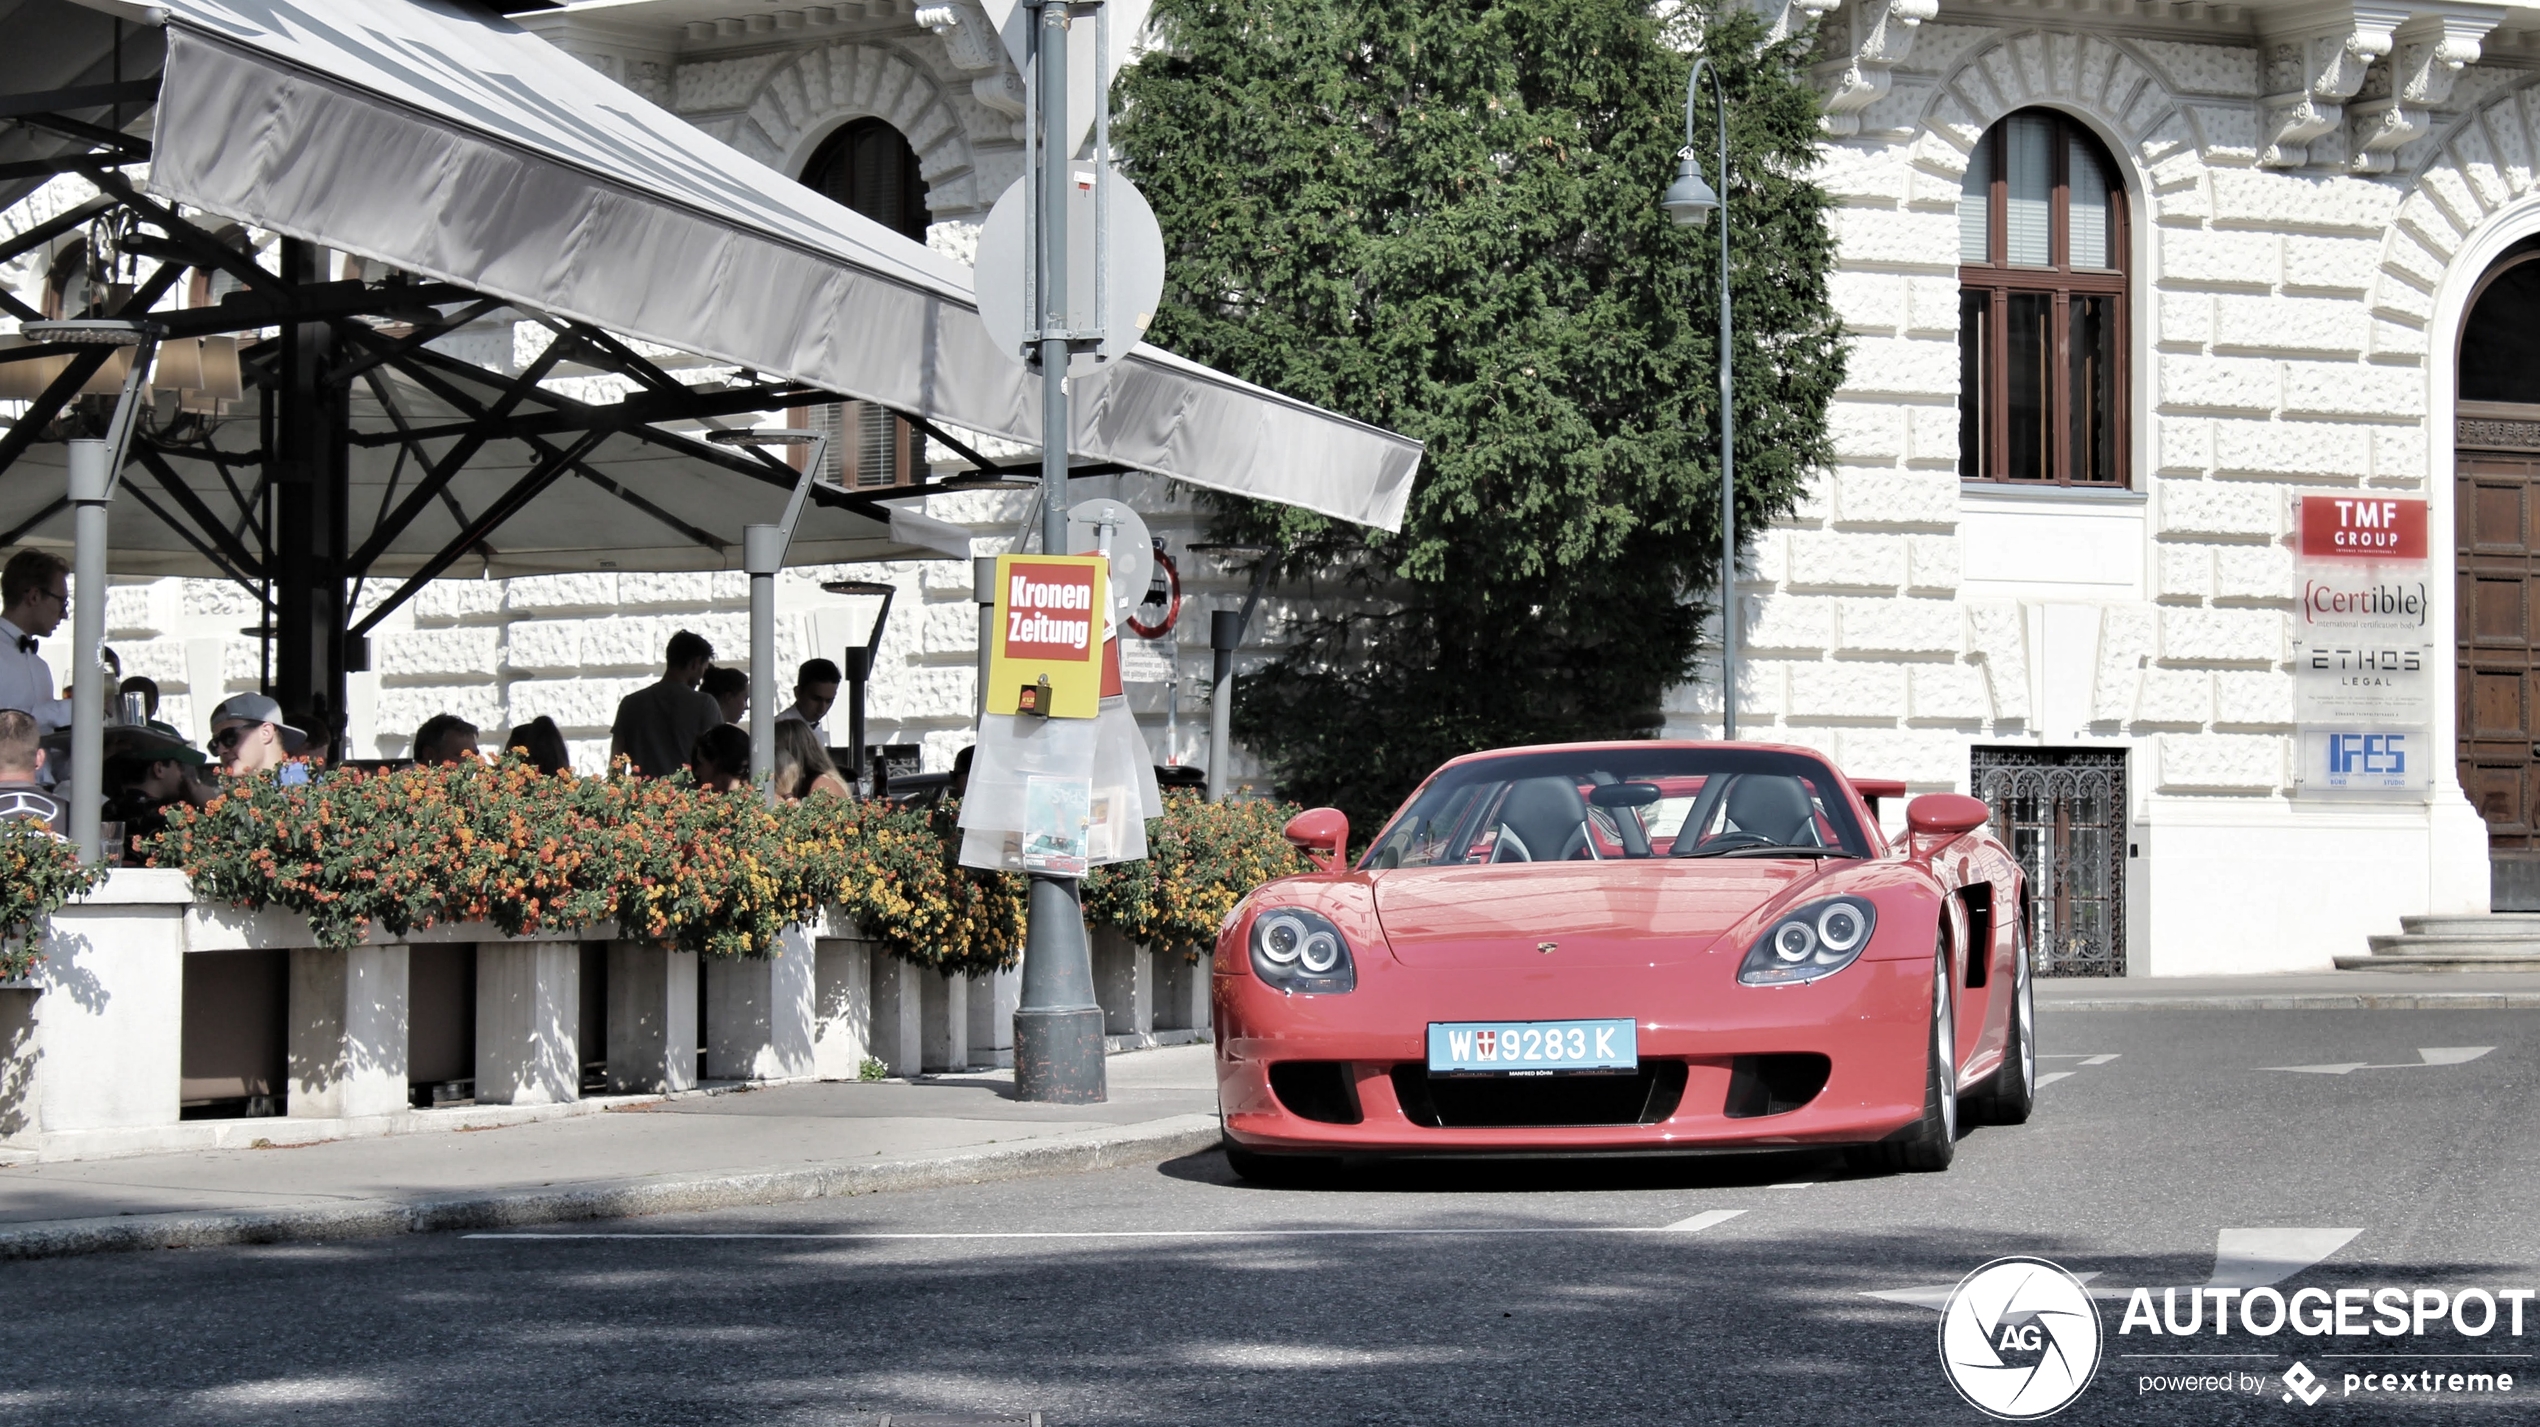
[2455,247,2540,905]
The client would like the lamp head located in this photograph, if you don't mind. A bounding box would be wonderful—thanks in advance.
[20,318,164,346]
[705,427,821,447]
[1660,155,1718,228]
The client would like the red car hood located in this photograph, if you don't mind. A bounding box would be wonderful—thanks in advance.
[1369,860,1829,968]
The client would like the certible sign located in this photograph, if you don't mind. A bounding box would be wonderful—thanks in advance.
[986,553,1108,719]
[1427,1018,1638,1076]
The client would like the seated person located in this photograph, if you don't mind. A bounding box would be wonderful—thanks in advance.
[772,718,849,801]
[687,723,751,793]
[412,713,482,766]
[502,716,571,777]
[97,726,212,864]
[0,708,61,829]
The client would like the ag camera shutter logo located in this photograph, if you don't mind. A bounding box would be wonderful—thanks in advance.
[1938,1256,2104,1419]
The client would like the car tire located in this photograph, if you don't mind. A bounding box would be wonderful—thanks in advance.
[1845,942,1958,1175]
[1222,1140,1338,1187]
[1971,926,2036,1126]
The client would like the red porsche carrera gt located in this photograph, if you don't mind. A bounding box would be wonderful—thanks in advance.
[1212,742,2036,1180]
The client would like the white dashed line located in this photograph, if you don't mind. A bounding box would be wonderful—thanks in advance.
[2080,1053,2121,1066]
[1661,1209,1749,1233]
[2035,1071,2076,1088]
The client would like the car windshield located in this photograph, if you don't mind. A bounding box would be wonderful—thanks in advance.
[1359,748,1873,869]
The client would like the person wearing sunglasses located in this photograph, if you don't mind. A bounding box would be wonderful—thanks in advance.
[206,693,309,780]
[0,550,75,747]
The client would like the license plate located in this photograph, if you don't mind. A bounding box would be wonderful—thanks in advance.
[1426,1018,1638,1076]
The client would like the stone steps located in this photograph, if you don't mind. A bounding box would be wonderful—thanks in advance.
[2340,914,2540,972]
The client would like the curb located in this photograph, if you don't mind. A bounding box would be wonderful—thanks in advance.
[0,1114,1223,1264]
[2042,992,2540,1011]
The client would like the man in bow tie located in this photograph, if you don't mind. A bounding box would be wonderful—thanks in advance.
[0,550,75,745]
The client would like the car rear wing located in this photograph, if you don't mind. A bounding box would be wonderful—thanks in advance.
[1849,778,1908,818]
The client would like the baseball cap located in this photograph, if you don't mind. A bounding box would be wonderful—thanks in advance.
[207,693,308,752]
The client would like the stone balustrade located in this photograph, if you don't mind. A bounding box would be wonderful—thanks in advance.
[0,869,1209,1162]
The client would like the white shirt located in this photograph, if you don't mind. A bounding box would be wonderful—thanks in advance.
[777,703,828,744]
[0,616,73,733]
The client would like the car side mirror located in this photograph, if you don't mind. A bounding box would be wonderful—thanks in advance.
[1906,793,1991,840]
[1284,807,1350,873]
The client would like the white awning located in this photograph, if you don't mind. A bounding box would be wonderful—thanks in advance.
[141,0,1421,532]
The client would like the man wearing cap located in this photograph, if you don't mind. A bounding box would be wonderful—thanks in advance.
[0,551,75,741]
[207,693,309,781]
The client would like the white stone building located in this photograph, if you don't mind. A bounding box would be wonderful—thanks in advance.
[16,0,2540,975]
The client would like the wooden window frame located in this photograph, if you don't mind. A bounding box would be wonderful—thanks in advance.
[1959,111,2131,489]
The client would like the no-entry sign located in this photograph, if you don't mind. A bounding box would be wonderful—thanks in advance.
[987,553,1108,719]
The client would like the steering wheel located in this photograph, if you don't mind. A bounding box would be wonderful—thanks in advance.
[1692,829,1776,854]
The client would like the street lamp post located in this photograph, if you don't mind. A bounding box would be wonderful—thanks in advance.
[1660,57,1738,741]
[817,579,896,794]
[706,428,830,803]
[23,318,162,864]
[1188,543,1272,803]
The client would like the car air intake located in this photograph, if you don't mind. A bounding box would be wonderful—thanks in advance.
[1269,1061,1363,1124]
[1391,1062,1689,1128]
[1723,1053,1832,1118]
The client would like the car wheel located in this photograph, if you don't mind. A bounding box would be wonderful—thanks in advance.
[1845,941,1958,1174]
[1972,926,2036,1126]
[1222,1140,1338,1187]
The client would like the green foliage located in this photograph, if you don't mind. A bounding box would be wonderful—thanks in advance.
[0,819,110,980]
[1083,793,1310,957]
[1117,0,1844,832]
[145,762,1294,974]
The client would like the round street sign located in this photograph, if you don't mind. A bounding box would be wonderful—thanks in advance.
[1066,496,1152,623]
[974,167,1167,375]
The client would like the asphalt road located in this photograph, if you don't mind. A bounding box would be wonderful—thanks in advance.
[4,1007,2536,1426]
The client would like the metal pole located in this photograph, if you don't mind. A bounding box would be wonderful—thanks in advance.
[844,646,870,795]
[1014,0,1105,1105]
[973,553,997,719]
[1207,608,1238,804]
[66,440,111,864]
[744,523,782,801]
[1713,74,1736,742]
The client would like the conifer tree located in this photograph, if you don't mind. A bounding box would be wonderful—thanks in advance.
[1117,0,1845,831]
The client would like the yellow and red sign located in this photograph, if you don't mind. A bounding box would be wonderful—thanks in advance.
[987,553,1108,718]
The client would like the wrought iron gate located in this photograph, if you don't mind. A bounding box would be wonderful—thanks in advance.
[1971,748,2128,977]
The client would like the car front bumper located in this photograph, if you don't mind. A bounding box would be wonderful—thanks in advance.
[1214,955,1934,1156]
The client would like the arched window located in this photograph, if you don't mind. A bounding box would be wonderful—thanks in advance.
[1957,110,2129,486]
[797,119,931,488]
[802,118,932,241]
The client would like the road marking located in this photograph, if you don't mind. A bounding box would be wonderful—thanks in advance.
[1863,1271,2102,1311]
[2207,1227,2363,1288]
[1661,1209,1748,1233]
[2035,1071,2076,1088]
[2266,1046,2495,1076]
[1864,1227,2360,1311]
[2080,1053,2121,1067]
[468,1222,1758,1243]
[1767,1182,1814,1189]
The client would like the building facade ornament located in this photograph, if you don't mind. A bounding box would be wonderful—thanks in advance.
[1813,0,1939,139]
[914,0,1026,117]
[2345,6,2502,173]
[2258,3,2410,170]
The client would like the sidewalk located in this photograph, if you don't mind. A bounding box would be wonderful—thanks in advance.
[2040,969,2540,1011]
[0,1044,1222,1263]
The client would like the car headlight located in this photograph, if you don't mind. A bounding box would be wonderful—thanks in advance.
[1250,908,1356,994]
[1739,896,1877,986]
